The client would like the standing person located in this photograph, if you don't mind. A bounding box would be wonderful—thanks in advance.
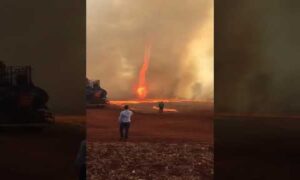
[75,140,86,180]
[119,105,133,141]
[158,101,165,113]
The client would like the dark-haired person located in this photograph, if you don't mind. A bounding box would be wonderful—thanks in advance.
[158,101,165,113]
[0,61,7,86]
[118,105,133,141]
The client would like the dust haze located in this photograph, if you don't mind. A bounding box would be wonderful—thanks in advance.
[87,0,213,100]
[215,0,300,114]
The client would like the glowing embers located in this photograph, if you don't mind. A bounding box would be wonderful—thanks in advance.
[152,106,178,112]
[109,99,212,113]
[110,99,206,105]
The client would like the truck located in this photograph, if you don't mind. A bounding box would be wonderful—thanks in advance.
[86,78,108,108]
[0,62,54,127]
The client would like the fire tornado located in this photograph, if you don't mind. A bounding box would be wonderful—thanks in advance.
[136,42,152,99]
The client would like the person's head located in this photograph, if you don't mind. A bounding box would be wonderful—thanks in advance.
[124,105,129,110]
[0,61,5,73]
[0,61,5,69]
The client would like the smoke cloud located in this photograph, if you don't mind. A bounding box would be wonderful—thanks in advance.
[215,0,300,115]
[87,0,213,100]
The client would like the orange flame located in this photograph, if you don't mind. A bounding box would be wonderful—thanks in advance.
[136,42,151,99]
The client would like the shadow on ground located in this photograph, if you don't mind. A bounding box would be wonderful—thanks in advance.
[0,116,85,180]
[215,116,300,180]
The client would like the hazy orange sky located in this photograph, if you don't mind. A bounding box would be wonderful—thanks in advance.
[87,0,213,100]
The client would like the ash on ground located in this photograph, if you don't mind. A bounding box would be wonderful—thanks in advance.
[88,142,213,180]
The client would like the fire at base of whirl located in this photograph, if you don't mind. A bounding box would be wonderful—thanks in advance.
[85,41,209,112]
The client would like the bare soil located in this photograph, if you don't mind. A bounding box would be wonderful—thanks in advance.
[0,116,85,180]
[87,104,213,143]
[88,142,213,180]
[87,103,213,179]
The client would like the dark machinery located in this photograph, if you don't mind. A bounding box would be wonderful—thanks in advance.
[86,79,108,108]
[0,63,54,126]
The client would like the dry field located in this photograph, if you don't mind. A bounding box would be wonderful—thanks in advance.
[87,102,213,179]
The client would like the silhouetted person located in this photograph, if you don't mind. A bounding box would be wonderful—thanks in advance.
[118,105,133,140]
[75,140,86,180]
[0,61,6,84]
[158,101,165,113]
[85,80,94,103]
[93,80,101,90]
[0,61,8,113]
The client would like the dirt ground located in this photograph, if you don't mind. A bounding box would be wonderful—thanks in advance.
[87,103,214,179]
[88,142,213,180]
[0,116,85,180]
[87,103,213,143]
[215,115,300,180]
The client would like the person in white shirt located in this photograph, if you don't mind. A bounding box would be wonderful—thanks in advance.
[118,105,133,140]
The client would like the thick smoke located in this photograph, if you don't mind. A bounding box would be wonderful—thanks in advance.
[87,0,213,100]
[215,0,300,115]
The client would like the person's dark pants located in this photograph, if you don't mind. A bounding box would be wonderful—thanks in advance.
[120,122,130,139]
[159,107,164,113]
[79,164,86,180]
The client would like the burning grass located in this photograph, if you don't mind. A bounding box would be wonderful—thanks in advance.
[108,99,213,114]
[109,99,212,105]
